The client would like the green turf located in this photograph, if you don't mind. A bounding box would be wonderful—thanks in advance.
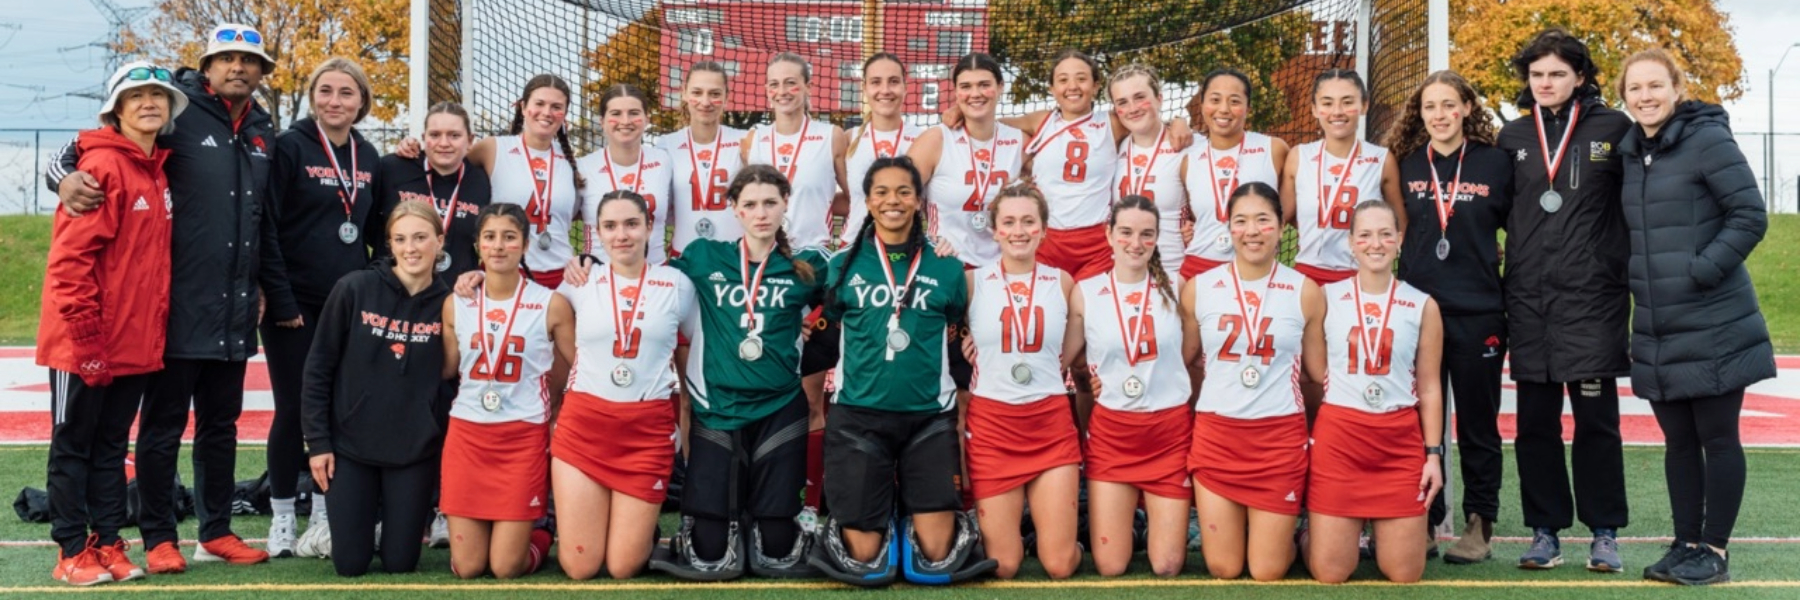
[1746,214,1800,353]
[1,445,1796,596]
[0,214,50,345]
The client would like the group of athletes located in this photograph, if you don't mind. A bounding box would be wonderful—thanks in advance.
[38,19,1770,589]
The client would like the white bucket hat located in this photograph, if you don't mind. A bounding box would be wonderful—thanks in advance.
[202,23,275,72]
[99,61,188,131]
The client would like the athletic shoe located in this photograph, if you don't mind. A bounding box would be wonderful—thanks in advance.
[144,541,186,574]
[373,521,383,553]
[52,537,113,586]
[1587,528,1622,572]
[1186,509,1202,551]
[194,535,269,565]
[1644,543,1700,583]
[428,512,450,549]
[95,540,145,582]
[267,513,297,558]
[295,519,331,559]
[1444,514,1493,564]
[1670,547,1730,586]
[1517,529,1562,569]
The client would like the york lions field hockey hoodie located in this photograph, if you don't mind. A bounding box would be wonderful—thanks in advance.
[262,117,383,322]
[300,258,452,467]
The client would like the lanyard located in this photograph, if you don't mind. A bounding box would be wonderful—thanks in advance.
[1315,140,1363,227]
[477,284,526,382]
[1106,272,1154,367]
[1534,103,1581,188]
[1122,127,1167,197]
[965,128,997,210]
[739,240,770,332]
[1227,262,1277,361]
[1427,143,1466,238]
[686,128,721,208]
[603,146,645,195]
[863,122,903,158]
[315,122,359,221]
[1352,277,1399,372]
[1001,265,1040,353]
[873,236,924,326]
[1025,110,1094,156]
[769,118,812,181]
[606,265,648,358]
[424,160,465,235]
[1204,135,1247,222]
[518,138,555,234]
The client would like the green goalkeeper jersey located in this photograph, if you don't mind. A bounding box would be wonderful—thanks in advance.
[826,236,969,414]
[673,238,827,431]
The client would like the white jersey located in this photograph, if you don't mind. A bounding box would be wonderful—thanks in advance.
[1323,278,1428,414]
[843,122,923,248]
[451,281,558,424]
[1112,131,1187,274]
[1192,263,1307,420]
[561,265,694,403]
[489,135,580,274]
[925,123,1025,268]
[669,125,748,253]
[967,265,1069,404]
[1294,140,1389,272]
[1079,274,1188,412]
[577,145,676,265]
[1026,109,1116,230]
[747,119,837,250]
[1183,132,1281,262]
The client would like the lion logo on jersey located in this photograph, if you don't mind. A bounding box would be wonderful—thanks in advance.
[1362,301,1383,325]
[1132,154,1150,167]
[1245,291,1262,309]
[874,140,896,156]
[621,173,637,186]
[1217,155,1238,171]
[1125,291,1144,306]
[1069,128,1087,141]
[975,148,992,163]
[778,143,795,161]
[390,342,406,359]
[1328,163,1346,177]
[485,308,509,323]
[697,149,713,162]
[1008,280,1031,299]
[620,286,642,308]
[530,157,549,181]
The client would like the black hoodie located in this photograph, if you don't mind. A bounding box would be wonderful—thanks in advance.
[263,117,383,321]
[301,258,452,467]
[372,154,491,276]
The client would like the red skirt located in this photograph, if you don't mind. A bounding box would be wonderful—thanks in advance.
[1188,412,1308,516]
[551,391,678,504]
[1293,263,1354,285]
[1179,255,1228,281]
[965,395,1083,500]
[441,418,549,522]
[1040,224,1113,281]
[526,268,563,289]
[1086,404,1192,500]
[1307,404,1427,520]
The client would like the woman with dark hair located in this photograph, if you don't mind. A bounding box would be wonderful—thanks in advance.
[466,75,585,288]
[1280,68,1405,286]
[1180,68,1287,280]
[439,203,576,579]
[375,102,491,277]
[579,84,676,264]
[909,52,1024,271]
[1380,70,1513,564]
[805,156,993,587]
[649,164,827,581]
[1617,49,1772,586]
[1495,28,1634,573]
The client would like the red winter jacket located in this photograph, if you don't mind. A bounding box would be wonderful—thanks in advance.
[37,127,173,381]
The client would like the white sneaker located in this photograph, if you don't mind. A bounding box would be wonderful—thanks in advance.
[428,512,450,549]
[295,519,332,559]
[372,521,383,553]
[267,513,297,558]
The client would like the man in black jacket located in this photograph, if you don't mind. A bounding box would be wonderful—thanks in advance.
[48,23,280,570]
[1495,28,1631,574]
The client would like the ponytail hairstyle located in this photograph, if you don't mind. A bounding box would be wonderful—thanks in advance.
[1311,68,1368,103]
[387,200,447,266]
[836,156,928,301]
[597,83,653,145]
[986,178,1048,229]
[425,101,473,135]
[727,164,814,285]
[508,74,586,189]
[1107,195,1176,308]
[850,52,908,149]
[682,61,731,124]
[474,202,534,277]
[768,52,813,115]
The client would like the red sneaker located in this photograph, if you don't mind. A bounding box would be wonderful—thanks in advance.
[95,540,145,582]
[195,535,269,565]
[144,541,186,574]
[52,538,113,586]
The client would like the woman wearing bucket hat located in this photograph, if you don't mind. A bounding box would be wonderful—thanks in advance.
[38,60,185,586]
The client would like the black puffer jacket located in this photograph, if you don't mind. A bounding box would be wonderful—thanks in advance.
[1497,94,1633,383]
[1618,101,1775,401]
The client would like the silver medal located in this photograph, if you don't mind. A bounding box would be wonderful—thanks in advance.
[536,234,551,250]
[970,211,990,231]
[1122,375,1146,399]
[696,217,715,240]
[338,221,359,244]
[1363,383,1384,408]
[1435,237,1450,261]
[1240,365,1261,388]
[435,252,452,273]
[611,364,634,387]
[481,389,502,412]
[1539,190,1563,213]
[886,327,911,352]
[738,336,764,361]
[1010,361,1032,385]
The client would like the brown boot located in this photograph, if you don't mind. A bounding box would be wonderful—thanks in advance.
[1444,514,1493,564]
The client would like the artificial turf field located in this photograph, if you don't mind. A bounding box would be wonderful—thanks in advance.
[0,444,1796,597]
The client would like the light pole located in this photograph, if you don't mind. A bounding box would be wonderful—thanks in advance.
[1769,42,1800,209]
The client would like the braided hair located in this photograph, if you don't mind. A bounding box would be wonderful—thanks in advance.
[726,164,814,285]
[834,156,928,302]
[1108,195,1177,308]
[507,74,586,189]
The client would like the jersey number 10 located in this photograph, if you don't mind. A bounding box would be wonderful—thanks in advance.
[999,306,1045,353]
[1346,326,1395,375]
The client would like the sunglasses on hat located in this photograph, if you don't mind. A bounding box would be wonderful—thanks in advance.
[214,28,264,45]
[122,66,173,84]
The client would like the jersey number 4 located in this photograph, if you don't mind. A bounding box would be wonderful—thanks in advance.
[469,334,525,383]
[999,306,1045,353]
[1216,315,1275,364]
[1345,326,1395,375]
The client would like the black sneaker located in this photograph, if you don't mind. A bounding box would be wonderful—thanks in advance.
[1643,543,1698,583]
[1670,547,1730,586]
